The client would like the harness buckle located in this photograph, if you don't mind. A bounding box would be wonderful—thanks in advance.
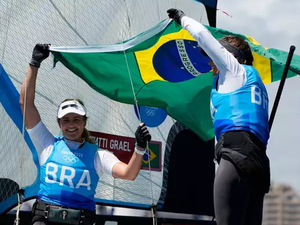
[62,210,68,220]
[44,205,49,219]
[80,210,85,223]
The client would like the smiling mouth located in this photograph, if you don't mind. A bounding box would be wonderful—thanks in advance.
[66,128,77,133]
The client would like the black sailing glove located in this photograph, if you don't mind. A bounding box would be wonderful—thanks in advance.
[29,43,51,68]
[135,123,151,149]
[167,8,185,25]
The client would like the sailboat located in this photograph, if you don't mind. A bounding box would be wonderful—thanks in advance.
[0,0,217,224]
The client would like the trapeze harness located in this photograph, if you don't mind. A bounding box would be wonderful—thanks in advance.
[211,65,270,193]
[32,137,99,225]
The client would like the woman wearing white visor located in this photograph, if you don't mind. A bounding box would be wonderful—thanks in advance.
[20,44,151,225]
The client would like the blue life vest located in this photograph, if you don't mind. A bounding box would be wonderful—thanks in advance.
[210,65,269,145]
[38,136,99,211]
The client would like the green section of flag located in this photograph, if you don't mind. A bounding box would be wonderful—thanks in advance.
[268,48,300,81]
[51,20,215,141]
[51,20,300,141]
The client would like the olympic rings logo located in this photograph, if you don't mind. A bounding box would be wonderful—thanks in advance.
[145,107,157,117]
[63,155,79,164]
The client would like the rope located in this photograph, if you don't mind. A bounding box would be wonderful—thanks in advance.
[14,190,24,225]
[146,144,154,204]
[14,193,21,225]
[20,69,28,188]
[151,205,158,225]
[122,47,157,225]
[122,48,141,121]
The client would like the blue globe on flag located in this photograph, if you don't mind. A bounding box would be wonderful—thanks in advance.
[152,39,211,82]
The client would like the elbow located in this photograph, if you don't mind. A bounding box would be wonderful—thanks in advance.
[127,174,138,181]
[126,171,140,181]
[19,98,25,111]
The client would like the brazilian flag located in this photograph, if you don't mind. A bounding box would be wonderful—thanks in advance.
[51,19,300,141]
[141,142,161,171]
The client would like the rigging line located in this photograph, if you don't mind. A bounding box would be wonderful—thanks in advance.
[20,71,28,191]
[151,205,158,225]
[120,1,141,122]
[147,144,157,225]
[14,191,21,225]
[121,4,156,214]
[146,144,154,205]
[122,48,140,121]
[48,0,88,45]
[122,47,155,207]
[14,190,24,225]
[120,112,166,193]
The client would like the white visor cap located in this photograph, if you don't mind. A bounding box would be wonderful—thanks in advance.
[57,100,86,119]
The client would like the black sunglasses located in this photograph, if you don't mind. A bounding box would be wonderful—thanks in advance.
[61,104,78,110]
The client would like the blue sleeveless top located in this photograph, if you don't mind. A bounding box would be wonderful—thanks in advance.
[38,136,99,211]
[210,65,269,145]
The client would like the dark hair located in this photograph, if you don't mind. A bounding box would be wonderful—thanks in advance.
[220,35,254,65]
[57,98,95,144]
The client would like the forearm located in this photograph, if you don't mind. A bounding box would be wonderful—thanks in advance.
[20,65,38,108]
[20,65,41,129]
[112,148,144,181]
[181,16,228,70]
[123,151,143,180]
[112,123,151,180]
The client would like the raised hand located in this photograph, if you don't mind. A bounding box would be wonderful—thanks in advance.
[167,8,185,25]
[135,123,151,149]
[29,43,51,68]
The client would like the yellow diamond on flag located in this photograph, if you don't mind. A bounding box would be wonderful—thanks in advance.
[142,147,157,164]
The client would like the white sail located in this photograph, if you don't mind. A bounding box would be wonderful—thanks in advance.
[0,0,210,213]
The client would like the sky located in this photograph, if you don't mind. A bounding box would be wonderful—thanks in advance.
[216,0,300,194]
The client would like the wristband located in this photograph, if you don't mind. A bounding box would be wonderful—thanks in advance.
[134,146,146,155]
[29,59,40,68]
